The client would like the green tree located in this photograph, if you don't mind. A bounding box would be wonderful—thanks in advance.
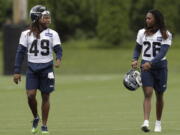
[154,0,180,34]
[27,0,180,45]
[97,0,131,46]
[28,0,49,10]
[49,0,97,41]
[0,0,12,28]
[129,0,155,33]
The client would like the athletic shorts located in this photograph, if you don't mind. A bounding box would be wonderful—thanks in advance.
[141,67,168,93]
[26,66,55,93]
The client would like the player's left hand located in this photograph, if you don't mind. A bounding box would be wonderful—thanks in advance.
[55,59,61,68]
[141,62,151,71]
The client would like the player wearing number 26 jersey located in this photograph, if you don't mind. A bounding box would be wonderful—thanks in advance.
[13,5,62,134]
[131,9,172,133]
[136,28,172,62]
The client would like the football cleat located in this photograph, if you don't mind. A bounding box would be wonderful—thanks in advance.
[154,120,162,132]
[141,126,150,132]
[141,120,150,132]
[41,126,49,134]
[31,117,40,134]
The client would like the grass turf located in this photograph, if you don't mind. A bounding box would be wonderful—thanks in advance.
[54,47,180,75]
[0,72,179,135]
[0,38,180,135]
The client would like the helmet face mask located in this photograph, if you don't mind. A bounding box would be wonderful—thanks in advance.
[123,69,142,91]
[30,5,51,23]
[40,11,51,25]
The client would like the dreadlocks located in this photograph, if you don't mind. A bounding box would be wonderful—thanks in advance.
[29,21,41,38]
[145,9,168,39]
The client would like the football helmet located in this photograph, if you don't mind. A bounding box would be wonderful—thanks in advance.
[123,69,142,91]
[30,5,50,22]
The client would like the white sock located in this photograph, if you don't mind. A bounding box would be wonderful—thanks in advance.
[155,120,161,125]
[144,120,149,124]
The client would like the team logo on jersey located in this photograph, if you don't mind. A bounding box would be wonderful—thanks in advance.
[157,37,162,42]
[45,33,53,37]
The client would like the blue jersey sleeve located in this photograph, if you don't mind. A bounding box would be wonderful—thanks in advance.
[151,44,169,64]
[14,44,27,74]
[53,45,63,60]
[132,43,142,61]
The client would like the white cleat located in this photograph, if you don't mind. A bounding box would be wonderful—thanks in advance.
[154,120,162,132]
[141,120,150,132]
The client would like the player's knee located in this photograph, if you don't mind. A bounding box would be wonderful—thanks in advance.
[144,93,152,99]
[27,93,36,100]
[42,94,50,103]
[156,94,164,101]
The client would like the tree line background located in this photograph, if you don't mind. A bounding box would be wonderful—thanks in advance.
[0,0,180,47]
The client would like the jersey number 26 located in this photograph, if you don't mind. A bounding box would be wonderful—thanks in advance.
[143,41,161,57]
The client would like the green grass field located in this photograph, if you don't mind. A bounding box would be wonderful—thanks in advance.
[0,73,180,135]
[0,39,180,135]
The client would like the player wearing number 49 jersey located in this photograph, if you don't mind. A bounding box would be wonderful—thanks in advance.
[19,28,61,64]
[131,9,172,133]
[13,5,62,134]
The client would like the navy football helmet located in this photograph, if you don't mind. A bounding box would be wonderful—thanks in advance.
[123,69,142,91]
[30,5,50,22]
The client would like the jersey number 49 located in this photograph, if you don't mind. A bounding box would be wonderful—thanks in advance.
[29,39,50,56]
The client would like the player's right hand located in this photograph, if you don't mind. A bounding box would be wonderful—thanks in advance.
[13,74,21,84]
[131,60,138,69]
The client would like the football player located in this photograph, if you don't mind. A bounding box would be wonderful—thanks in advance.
[131,9,172,132]
[13,5,62,134]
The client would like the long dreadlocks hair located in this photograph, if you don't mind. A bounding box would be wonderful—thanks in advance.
[29,20,45,39]
[29,21,40,39]
[145,9,168,40]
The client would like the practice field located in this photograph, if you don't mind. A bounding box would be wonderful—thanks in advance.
[0,40,180,135]
[0,72,180,135]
